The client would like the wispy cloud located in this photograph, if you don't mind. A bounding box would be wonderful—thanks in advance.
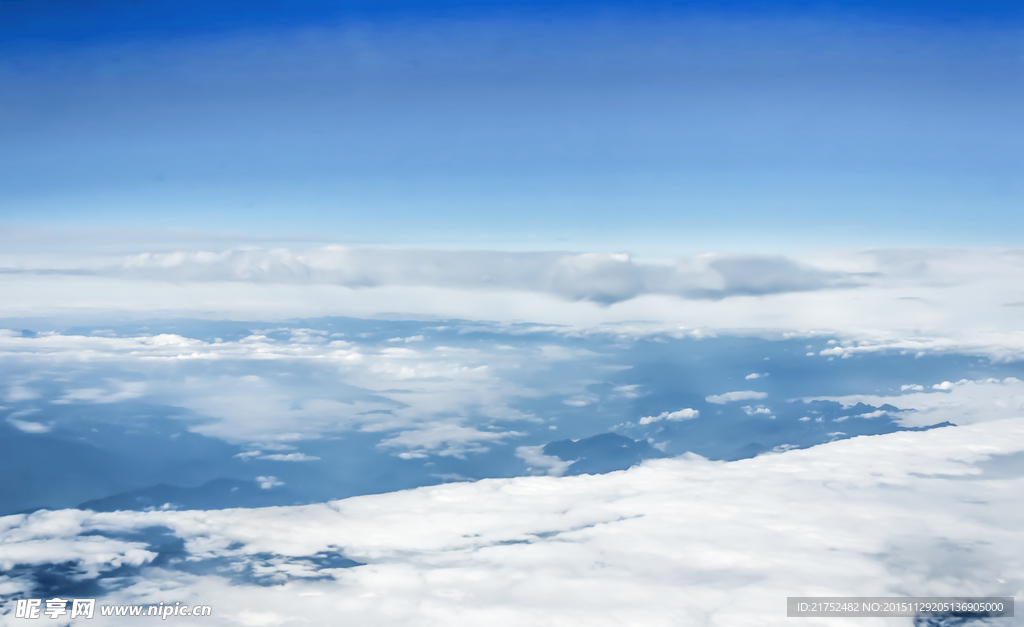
[804,377,1024,427]
[6,418,51,433]
[705,390,768,404]
[0,329,547,454]
[377,423,525,459]
[236,452,320,462]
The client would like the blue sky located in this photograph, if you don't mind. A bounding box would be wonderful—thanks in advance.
[2,0,1022,252]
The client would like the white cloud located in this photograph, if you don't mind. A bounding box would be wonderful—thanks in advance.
[639,408,699,425]
[5,385,40,402]
[6,418,51,433]
[4,247,1024,360]
[537,345,600,361]
[236,610,290,626]
[1,419,1022,625]
[258,453,320,462]
[52,381,146,405]
[745,372,768,379]
[515,445,574,477]
[0,329,547,455]
[901,384,924,391]
[377,423,524,459]
[255,476,284,489]
[741,405,772,416]
[388,335,425,343]
[562,398,591,407]
[0,534,155,576]
[612,384,642,398]
[804,377,1024,427]
[1,246,855,306]
[705,390,768,404]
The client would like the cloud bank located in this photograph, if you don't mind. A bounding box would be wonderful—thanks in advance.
[2,246,855,304]
[3,247,1024,360]
[1,419,1022,625]
[805,377,1024,428]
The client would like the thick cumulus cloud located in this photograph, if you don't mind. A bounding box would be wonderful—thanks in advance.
[116,248,857,303]
[1,419,1022,626]
[2,246,853,304]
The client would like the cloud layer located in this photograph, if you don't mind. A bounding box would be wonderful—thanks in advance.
[3,246,855,304]
[2,419,1022,625]
[805,377,1024,428]
[0,328,544,451]
[3,247,1024,360]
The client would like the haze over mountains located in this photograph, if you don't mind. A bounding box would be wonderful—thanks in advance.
[3,316,1014,516]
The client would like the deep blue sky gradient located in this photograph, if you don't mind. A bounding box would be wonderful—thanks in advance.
[1,0,1021,251]
[4,0,1023,45]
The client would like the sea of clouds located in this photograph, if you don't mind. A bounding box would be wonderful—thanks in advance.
[1,418,1022,626]
[2,244,1023,625]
